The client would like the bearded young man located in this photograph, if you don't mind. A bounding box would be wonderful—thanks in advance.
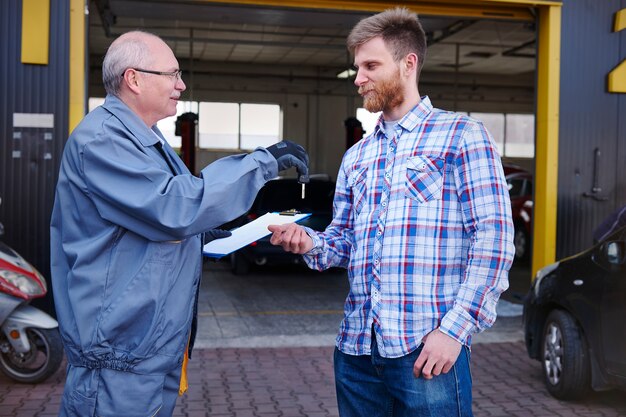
[268,7,514,417]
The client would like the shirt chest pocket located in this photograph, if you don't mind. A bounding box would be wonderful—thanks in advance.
[348,167,368,216]
[405,156,445,203]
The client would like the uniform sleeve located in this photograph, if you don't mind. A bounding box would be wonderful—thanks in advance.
[81,131,277,242]
[439,122,515,345]
[302,157,354,270]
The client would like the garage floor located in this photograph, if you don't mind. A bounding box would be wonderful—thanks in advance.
[3,261,624,416]
[194,259,529,349]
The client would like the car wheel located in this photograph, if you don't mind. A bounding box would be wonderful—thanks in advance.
[230,252,250,275]
[541,309,590,400]
[513,224,530,262]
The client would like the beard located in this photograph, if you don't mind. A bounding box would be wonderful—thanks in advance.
[358,69,404,113]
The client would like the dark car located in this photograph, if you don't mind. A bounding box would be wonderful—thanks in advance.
[523,224,626,400]
[504,164,533,262]
[228,176,335,274]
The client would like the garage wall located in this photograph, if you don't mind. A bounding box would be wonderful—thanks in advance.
[0,0,70,314]
[89,58,535,180]
[556,0,626,258]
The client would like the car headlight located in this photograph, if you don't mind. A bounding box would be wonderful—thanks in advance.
[533,261,560,297]
[0,270,46,296]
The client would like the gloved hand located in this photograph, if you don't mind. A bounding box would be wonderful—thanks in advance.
[266,140,309,182]
[203,229,232,245]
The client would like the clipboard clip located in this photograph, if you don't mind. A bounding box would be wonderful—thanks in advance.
[279,209,301,216]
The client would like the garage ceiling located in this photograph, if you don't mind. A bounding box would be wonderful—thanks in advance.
[89,0,536,76]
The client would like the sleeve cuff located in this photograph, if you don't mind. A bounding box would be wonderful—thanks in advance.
[302,226,323,255]
[439,306,477,346]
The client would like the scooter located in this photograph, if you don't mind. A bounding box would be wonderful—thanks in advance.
[0,198,63,383]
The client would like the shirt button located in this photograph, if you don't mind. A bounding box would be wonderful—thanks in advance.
[374,259,380,265]
[382,201,387,207]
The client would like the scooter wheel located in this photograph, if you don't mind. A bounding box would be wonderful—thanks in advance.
[0,327,64,383]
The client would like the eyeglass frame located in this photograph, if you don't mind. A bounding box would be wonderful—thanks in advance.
[122,68,183,81]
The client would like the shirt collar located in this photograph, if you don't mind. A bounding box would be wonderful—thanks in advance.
[102,94,161,147]
[373,96,434,138]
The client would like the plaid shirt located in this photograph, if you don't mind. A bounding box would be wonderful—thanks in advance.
[304,97,514,358]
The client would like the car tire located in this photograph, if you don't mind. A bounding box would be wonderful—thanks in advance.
[230,252,250,275]
[541,309,591,400]
[513,223,530,263]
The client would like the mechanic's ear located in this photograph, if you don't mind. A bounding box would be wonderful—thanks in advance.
[121,68,141,94]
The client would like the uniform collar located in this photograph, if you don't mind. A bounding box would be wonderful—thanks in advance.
[102,94,161,147]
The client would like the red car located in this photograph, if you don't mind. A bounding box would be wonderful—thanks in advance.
[504,164,533,262]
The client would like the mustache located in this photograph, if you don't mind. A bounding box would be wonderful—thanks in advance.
[358,86,373,95]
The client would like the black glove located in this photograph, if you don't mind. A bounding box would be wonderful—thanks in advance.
[203,229,232,245]
[266,140,309,182]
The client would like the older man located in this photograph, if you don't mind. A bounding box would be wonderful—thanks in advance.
[51,31,308,416]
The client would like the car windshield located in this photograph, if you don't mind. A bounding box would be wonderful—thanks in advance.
[507,178,525,198]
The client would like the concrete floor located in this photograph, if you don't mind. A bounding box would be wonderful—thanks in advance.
[3,261,625,417]
[194,260,528,349]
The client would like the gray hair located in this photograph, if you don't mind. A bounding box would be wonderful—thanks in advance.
[102,31,157,95]
[347,7,427,72]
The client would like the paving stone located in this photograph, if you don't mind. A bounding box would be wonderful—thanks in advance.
[1,342,625,416]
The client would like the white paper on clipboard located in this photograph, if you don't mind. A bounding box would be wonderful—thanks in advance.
[203,212,311,258]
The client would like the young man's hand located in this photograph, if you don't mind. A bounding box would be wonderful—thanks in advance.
[267,223,314,254]
[413,329,462,379]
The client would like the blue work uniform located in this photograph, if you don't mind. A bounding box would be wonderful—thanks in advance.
[50,94,278,416]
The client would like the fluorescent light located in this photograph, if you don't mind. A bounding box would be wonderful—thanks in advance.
[336,68,356,79]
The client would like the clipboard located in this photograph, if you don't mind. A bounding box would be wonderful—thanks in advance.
[203,211,311,258]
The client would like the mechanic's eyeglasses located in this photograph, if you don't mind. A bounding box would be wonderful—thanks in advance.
[124,68,183,81]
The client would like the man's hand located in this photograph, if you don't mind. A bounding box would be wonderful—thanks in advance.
[268,223,314,254]
[266,141,309,180]
[203,229,232,245]
[413,329,462,379]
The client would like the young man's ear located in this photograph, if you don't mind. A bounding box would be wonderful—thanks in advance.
[403,53,418,76]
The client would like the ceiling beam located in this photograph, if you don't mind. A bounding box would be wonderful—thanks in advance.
[187,0,547,21]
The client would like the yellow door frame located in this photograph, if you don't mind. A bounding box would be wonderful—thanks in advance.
[68,0,562,278]
[69,0,86,133]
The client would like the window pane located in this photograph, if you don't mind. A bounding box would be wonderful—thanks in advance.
[505,114,535,158]
[240,104,281,150]
[470,112,504,155]
[356,108,382,138]
[199,102,239,149]
[88,97,105,112]
[157,101,198,148]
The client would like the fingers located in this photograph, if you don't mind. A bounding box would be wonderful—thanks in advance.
[268,224,289,245]
[283,155,309,176]
[211,229,232,239]
[293,159,309,178]
[204,229,232,244]
[268,223,312,254]
[413,351,427,378]
[267,224,284,234]
[414,350,445,380]
[266,141,309,174]
[413,329,462,379]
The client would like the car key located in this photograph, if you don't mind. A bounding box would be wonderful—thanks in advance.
[298,173,309,200]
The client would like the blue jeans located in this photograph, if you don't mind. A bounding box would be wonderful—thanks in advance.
[334,336,473,417]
